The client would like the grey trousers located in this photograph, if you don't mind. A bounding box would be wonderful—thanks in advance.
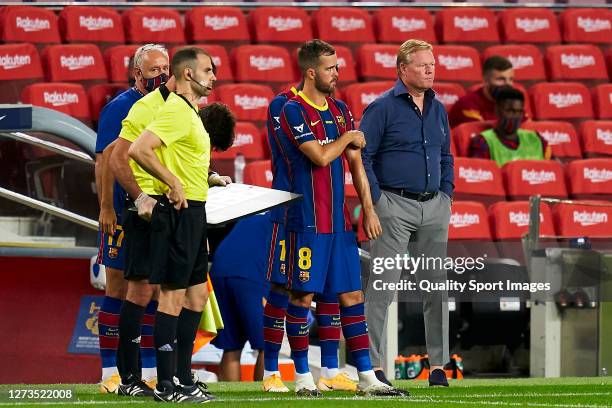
[363,190,451,367]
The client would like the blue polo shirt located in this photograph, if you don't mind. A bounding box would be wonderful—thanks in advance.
[360,79,454,203]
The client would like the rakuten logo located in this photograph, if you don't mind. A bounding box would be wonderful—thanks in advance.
[0,54,31,70]
[345,171,353,185]
[374,52,395,69]
[234,95,269,110]
[233,133,254,147]
[583,167,612,183]
[337,57,347,69]
[540,130,571,145]
[515,18,550,33]
[265,169,273,182]
[577,17,611,33]
[436,93,459,107]
[521,169,556,185]
[16,17,50,32]
[60,55,95,71]
[450,213,480,228]
[459,167,494,183]
[212,56,221,67]
[79,16,114,31]
[573,210,608,226]
[561,54,595,70]
[331,17,365,32]
[391,17,426,32]
[43,91,79,106]
[249,55,284,71]
[205,15,239,31]
[361,92,382,106]
[549,93,582,109]
[507,55,534,70]
[596,129,612,145]
[438,55,473,71]
[454,16,488,32]
[509,211,543,227]
[142,17,176,32]
[268,16,302,31]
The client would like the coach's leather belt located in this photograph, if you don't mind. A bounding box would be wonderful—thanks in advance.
[382,188,437,202]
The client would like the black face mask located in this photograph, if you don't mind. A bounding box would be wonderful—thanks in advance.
[141,73,168,93]
[497,117,522,135]
[128,77,136,87]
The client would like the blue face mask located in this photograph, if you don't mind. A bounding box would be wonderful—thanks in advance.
[142,73,168,93]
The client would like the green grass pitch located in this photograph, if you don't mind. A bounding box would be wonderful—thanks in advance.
[1,377,612,407]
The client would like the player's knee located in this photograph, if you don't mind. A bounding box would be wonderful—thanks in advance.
[184,283,209,312]
[338,290,364,307]
[289,291,313,308]
[126,280,154,306]
[105,267,127,299]
[270,283,289,296]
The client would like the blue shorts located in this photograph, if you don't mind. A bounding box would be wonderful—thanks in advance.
[211,276,267,351]
[286,231,362,294]
[265,222,288,285]
[96,218,125,270]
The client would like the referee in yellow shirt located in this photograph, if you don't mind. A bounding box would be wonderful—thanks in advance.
[128,47,218,403]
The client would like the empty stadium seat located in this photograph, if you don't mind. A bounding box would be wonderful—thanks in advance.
[0,43,43,103]
[335,45,357,84]
[489,201,555,240]
[211,121,267,178]
[249,7,312,44]
[232,45,295,87]
[553,202,612,239]
[104,44,139,84]
[185,6,249,44]
[435,7,499,45]
[357,44,397,81]
[560,8,612,44]
[59,6,124,45]
[312,7,375,46]
[433,45,481,84]
[502,159,567,200]
[171,44,233,84]
[448,200,491,240]
[215,83,274,123]
[452,120,494,157]
[498,8,561,44]
[42,44,107,85]
[88,83,125,124]
[521,120,582,161]
[343,81,393,121]
[373,8,436,44]
[21,82,90,124]
[243,160,272,188]
[0,5,60,45]
[580,120,612,157]
[482,45,546,83]
[592,84,612,120]
[566,158,612,200]
[433,82,465,112]
[453,158,506,206]
[529,82,593,121]
[546,44,608,83]
[122,7,184,44]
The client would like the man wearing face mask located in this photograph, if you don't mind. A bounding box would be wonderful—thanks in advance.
[469,86,550,167]
[448,56,514,128]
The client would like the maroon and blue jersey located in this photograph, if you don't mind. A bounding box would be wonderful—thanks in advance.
[279,92,354,234]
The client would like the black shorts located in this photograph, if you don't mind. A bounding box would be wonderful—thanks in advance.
[148,196,208,289]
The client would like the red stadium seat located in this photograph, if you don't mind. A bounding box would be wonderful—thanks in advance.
[566,158,612,200]
[0,5,60,45]
[122,7,184,45]
[592,84,612,120]
[521,120,582,161]
[215,83,274,123]
[312,8,375,46]
[553,202,612,239]
[104,45,139,84]
[357,44,397,81]
[435,8,499,45]
[185,7,249,44]
[482,45,546,83]
[335,45,357,84]
[373,8,436,44]
[196,90,216,109]
[448,201,491,240]
[211,121,267,178]
[249,7,312,44]
[0,43,43,103]
[42,44,107,85]
[433,45,481,84]
[489,201,555,240]
[243,160,273,188]
[88,83,126,123]
[452,121,494,157]
[342,81,394,121]
[529,82,593,121]
[546,45,608,83]
[607,49,612,81]
[453,158,506,206]
[170,44,233,84]
[231,45,295,86]
[560,8,612,44]
[502,159,567,200]
[498,8,561,44]
[344,168,357,198]
[433,82,465,112]
[580,120,612,157]
[21,82,90,123]
[59,6,124,45]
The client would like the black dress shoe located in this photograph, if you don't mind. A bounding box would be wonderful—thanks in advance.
[374,369,392,386]
[428,368,449,387]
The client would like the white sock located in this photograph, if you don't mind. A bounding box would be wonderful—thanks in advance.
[263,370,281,380]
[142,367,157,381]
[321,367,339,379]
[358,370,378,385]
[101,367,118,381]
[295,371,316,389]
